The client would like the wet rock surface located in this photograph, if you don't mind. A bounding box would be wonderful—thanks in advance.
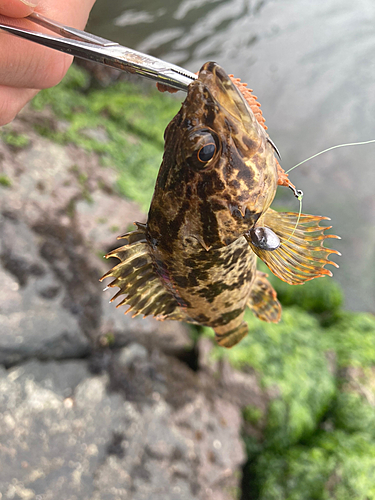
[0,357,244,500]
[0,108,256,499]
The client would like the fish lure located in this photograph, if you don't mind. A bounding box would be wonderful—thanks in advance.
[101,62,340,348]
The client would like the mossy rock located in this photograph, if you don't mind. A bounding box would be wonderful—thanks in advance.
[324,311,375,368]
[250,430,375,500]
[331,366,375,437]
[322,311,375,441]
[0,175,12,187]
[333,389,375,436]
[0,129,30,150]
[268,273,343,318]
[208,307,336,450]
[32,65,180,210]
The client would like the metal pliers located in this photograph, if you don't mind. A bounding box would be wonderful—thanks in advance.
[0,12,196,92]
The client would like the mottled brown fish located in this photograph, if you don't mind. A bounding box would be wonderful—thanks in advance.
[101,62,340,348]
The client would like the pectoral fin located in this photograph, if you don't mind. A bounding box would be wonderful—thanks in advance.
[245,209,340,285]
[248,271,281,322]
[100,224,184,320]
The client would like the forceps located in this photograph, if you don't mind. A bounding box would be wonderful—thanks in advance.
[0,12,197,92]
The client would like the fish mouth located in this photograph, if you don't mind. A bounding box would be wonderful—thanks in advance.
[191,62,259,130]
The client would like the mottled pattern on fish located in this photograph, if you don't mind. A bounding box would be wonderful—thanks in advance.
[158,72,293,188]
[102,62,339,348]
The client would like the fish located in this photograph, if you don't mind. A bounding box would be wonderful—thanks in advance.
[100,62,340,348]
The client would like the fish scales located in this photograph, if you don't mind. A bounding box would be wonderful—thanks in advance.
[101,62,340,348]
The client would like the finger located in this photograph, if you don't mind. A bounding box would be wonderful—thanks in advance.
[0,85,38,126]
[0,0,36,18]
[0,22,73,89]
[40,0,96,29]
[0,0,95,89]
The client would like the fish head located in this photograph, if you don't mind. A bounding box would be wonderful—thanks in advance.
[149,62,278,249]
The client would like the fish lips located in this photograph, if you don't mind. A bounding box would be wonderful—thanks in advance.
[195,62,259,131]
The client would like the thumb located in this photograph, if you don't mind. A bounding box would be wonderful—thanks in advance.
[0,0,38,18]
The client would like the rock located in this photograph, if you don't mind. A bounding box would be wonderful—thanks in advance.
[0,354,245,499]
[75,189,144,258]
[0,215,90,366]
[117,343,148,368]
[171,394,245,500]
[0,360,125,499]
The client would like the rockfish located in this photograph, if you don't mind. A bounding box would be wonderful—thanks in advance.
[101,62,339,348]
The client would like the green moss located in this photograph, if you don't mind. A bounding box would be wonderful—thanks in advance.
[0,130,30,149]
[235,302,375,498]
[96,250,106,260]
[333,390,375,436]
[252,431,375,500]
[104,332,115,346]
[264,269,343,319]
[325,311,375,368]
[0,175,12,187]
[243,405,263,425]
[330,344,375,437]
[208,307,336,449]
[32,65,180,210]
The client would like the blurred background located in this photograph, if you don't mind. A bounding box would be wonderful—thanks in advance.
[1,1,375,499]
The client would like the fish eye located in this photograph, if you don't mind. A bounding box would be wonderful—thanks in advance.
[184,128,220,170]
[197,142,216,162]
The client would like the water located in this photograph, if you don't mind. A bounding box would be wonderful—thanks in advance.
[87,0,375,312]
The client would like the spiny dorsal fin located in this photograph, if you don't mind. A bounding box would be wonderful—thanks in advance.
[100,225,184,320]
[245,209,341,285]
[248,271,281,322]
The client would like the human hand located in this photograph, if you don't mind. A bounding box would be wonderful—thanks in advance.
[0,0,96,125]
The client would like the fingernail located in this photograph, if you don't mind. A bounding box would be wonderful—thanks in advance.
[19,0,40,7]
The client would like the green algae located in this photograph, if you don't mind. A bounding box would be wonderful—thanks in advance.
[32,65,180,210]
[251,431,375,500]
[325,311,375,368]
[333,390,375,436]
[0,128,30,151]
[0,175,12,187]
[326,313,375,438]
[208,308,336,450]
[243,405,263,426]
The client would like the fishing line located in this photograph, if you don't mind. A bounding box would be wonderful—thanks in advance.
[282,139,375,244]
[285,139,375,174]
[283,189,303,244]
